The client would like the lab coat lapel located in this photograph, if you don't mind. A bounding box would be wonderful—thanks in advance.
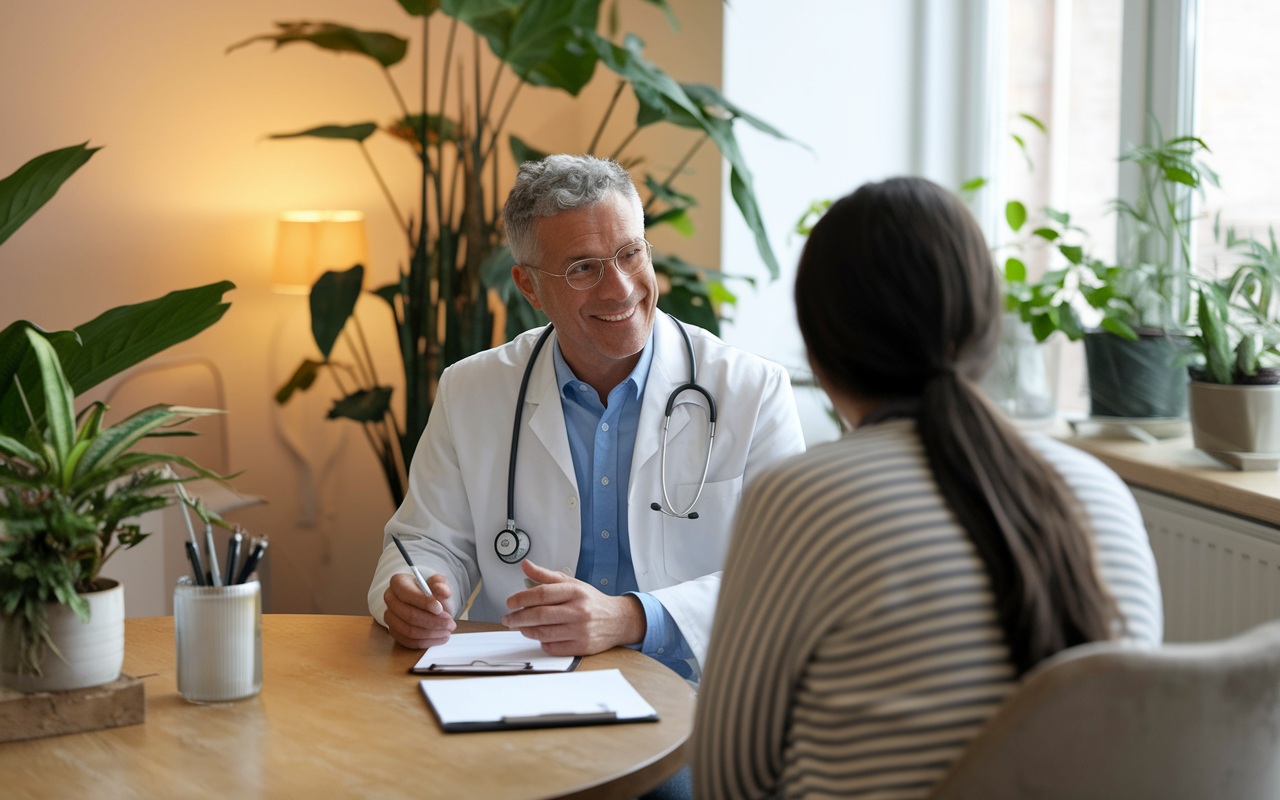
[630,315,696,503]
[525,331,578,491]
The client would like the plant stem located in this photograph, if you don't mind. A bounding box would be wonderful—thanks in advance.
[588,80,627,156]
[608,126,641,160]
[342,329,374,388]
[352,314,381,387]
[480,60,506,137]
[643,133,708,213]
[359,142,410,239]
[481,80,524,166]
[381,66,411,120]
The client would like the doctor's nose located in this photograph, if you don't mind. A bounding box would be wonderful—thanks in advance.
[595,257,639,298]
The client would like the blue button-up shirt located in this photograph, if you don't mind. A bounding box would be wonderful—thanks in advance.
[552,335,695,678]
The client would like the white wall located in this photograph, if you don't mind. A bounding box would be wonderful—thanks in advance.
[720,0,1004,444]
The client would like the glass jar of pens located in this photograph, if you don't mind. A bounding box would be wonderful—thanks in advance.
[174,484,267,703]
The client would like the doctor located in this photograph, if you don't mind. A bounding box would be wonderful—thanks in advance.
[367,154,804,679]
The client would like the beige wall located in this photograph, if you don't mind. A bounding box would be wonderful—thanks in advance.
[0,0,721,614]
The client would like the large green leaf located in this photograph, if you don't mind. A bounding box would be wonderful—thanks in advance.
[276,359,324,404]
[23,330,76,470]
[0,144,99,248]
[679,83,803,147]
[328,387,394,422]
[443,0,602,95]
[270,123,378,143]
[227,22,408,68]
[586,32,781,278]
[658,284,717,335]
[310,265,364,359]
[0,282,234,439]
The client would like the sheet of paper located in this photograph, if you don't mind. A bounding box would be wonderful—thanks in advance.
[420,669,658,725]
[413,631,576,673]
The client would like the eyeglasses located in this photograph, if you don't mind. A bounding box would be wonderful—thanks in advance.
[528,240,652,290]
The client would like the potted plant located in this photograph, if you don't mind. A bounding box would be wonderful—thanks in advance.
[1188,229,1280,469]
[0,144,236,692]
[231,0,795,507]
[0,332,229,691]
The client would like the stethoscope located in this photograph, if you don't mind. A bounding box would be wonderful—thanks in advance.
[494,313,718,565]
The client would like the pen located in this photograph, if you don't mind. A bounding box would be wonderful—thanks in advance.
[236,537,268,585]
[204,522,223,587]
[391,535,440,614]
[174,482,202,556]
[185,540,207,586]
[224,530,242,587]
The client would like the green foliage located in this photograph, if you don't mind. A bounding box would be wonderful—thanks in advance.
[0,144,99,248]
[1113,119,1218,331]
[0,144,237,676]
[245,0,795,508]
[0,282,234,438]
[270,123,379,143]
[0,333,230,676]
[1190,228,1280,385]
[226,21,409,67]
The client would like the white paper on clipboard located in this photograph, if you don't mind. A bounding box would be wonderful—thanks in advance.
[412,631,577,674]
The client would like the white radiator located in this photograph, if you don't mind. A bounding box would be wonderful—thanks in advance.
[1133,487,1280,643]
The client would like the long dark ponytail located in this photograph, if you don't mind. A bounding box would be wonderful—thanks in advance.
[795,177,1120,676]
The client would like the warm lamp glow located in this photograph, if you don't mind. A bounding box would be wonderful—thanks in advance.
[272,211,370,294]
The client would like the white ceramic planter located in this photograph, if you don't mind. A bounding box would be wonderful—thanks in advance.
[0,579,125,693]
[1189,381,1280,470]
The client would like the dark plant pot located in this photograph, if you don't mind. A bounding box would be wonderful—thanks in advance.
[1083,330,1189,419]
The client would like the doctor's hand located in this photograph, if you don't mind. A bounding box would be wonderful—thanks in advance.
[384,572,457,649]
[501,560,646,656]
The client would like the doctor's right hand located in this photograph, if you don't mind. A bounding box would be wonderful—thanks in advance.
[384,572,457,649]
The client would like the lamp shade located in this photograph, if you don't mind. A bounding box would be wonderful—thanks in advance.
[272,211,369,294]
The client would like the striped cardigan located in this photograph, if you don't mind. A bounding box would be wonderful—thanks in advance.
[692,418,1162,800]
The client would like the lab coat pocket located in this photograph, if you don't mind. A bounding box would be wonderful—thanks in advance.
[661,475,743,581]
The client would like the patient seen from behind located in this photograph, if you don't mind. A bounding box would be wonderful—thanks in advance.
[692,177,1163,800]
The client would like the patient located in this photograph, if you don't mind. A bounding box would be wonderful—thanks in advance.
[692,177,1162,800]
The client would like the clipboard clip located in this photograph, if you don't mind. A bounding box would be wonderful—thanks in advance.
[501,711,618,724]
[426,660,532,671]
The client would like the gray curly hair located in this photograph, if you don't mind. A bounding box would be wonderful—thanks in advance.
[502,154,642,267]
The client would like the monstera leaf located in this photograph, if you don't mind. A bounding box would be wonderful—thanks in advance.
[270,123,378,143]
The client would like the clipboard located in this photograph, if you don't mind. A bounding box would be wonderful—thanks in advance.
[419,669,660,733]
[410,631,581,675]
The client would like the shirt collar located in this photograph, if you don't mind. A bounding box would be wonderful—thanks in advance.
[552,329,655,402]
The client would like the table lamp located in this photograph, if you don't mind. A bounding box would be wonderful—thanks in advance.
[271,211,369,294]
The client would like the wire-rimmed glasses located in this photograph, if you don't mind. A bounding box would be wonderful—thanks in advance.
[529,240,652,290]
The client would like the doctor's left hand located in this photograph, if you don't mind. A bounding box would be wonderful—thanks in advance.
[501,560,646,656]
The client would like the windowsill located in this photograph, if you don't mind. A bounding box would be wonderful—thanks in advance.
[1059,431,1280,527]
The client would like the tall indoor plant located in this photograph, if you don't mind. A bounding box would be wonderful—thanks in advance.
[0,144,236,690]
[232,0,795,506]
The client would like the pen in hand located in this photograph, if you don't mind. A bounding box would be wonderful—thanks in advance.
[391,535,443,615]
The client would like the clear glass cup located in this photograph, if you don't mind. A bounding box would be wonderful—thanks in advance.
[174,578,262,703]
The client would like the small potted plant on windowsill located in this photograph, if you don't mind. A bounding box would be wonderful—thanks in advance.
[1188,229,1280,470]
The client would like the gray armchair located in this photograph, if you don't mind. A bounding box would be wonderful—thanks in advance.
[930,620,1280,800]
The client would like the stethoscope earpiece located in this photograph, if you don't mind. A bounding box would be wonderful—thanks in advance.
[498,315,715,565]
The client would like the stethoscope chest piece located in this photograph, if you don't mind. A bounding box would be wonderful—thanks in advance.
[495,525,530,564]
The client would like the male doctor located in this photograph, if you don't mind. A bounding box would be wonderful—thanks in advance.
[367,154,804,680]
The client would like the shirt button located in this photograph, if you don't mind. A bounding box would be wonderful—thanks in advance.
[599,578,609,586]
[567,496,578,509]
[601,476,609,486]
[601,422,609,431]
[601,530,610,539]
[579,384,588,392]
[657,647,665,655]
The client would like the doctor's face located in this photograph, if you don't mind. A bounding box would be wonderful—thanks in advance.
[514,192,657,382]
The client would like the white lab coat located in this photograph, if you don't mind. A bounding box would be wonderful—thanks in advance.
[368,314,805,668]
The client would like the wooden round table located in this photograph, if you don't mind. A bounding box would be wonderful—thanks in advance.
[0,615,695,799]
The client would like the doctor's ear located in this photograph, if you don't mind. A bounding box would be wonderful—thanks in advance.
[511,265,545,311]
